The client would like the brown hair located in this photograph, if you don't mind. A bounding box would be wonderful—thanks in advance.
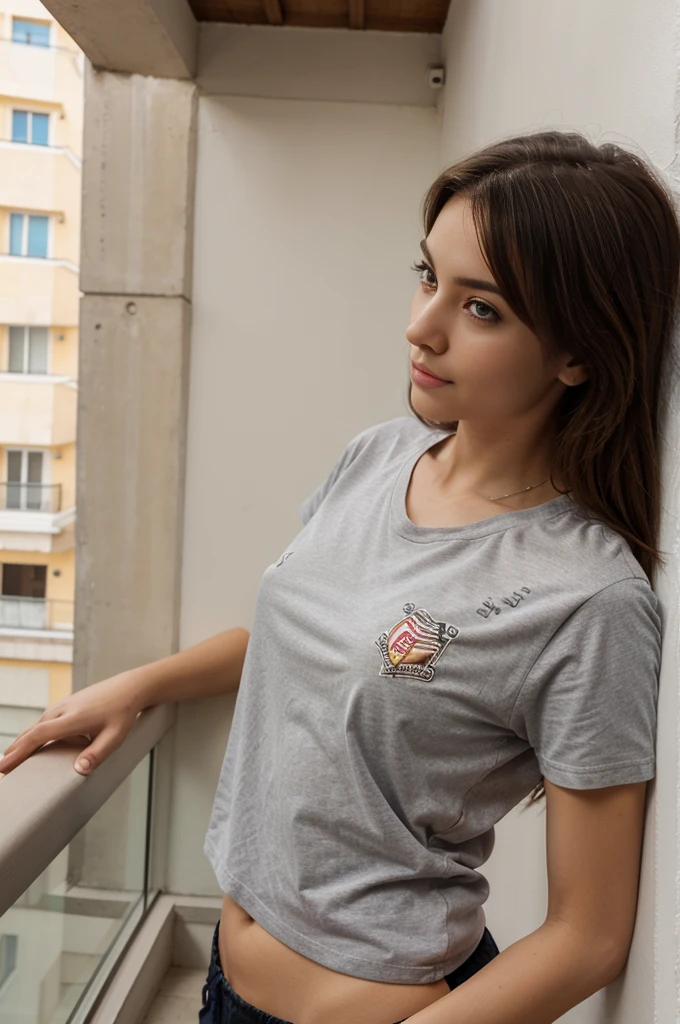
[408,130,680,803]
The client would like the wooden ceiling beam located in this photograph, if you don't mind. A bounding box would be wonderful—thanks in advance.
[348,0,365,30]
[187,1,450,34]
[263,0,283,25]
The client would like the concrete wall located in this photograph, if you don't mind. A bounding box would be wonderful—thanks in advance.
[170,26,441,896]
[434,2,680,1021]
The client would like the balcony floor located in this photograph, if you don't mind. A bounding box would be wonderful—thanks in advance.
[141,966,207,1023]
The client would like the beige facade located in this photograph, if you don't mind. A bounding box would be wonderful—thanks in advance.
[0,0,81,727]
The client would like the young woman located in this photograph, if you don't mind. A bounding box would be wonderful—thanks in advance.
[1,129,678,1024]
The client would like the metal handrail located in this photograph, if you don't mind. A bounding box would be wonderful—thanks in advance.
[0,481,62,512]
[0,701,177,918]
[0,596,74,631]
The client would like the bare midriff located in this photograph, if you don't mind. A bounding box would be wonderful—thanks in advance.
[218,893,451,1024]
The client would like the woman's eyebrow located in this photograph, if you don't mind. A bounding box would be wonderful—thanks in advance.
[419,239,503,297]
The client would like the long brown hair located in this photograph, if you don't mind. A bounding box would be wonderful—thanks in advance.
[408,130,680,803]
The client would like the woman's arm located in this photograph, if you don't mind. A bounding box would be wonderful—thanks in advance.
[133,626,250,708]
[0,627,250,776]
[404,778,649,1024]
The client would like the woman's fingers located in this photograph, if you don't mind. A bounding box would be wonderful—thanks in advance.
[0,677,141,779]
[4,720,41,748]
[73,726,127,775]
[1,706,65,755]
[0,718,94,775]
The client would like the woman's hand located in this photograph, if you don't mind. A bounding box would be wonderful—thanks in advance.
[0,670,145,777]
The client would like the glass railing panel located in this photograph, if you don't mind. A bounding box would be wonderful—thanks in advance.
[0,751,154,1024]
[0,597,74,631]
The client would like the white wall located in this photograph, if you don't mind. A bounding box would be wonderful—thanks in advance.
[197,22,442,107]
[437,0,677,170]
[435,2,680,1021]
[172,28,441,895]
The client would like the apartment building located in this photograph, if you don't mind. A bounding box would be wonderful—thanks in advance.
[0,0,82,751]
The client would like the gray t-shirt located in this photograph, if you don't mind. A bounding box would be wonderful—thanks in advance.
[203,415,662,984]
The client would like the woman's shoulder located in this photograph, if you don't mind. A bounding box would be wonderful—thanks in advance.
[299,416,440,526]
[553,496,656,595]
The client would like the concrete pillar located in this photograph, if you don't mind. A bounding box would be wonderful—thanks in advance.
[70,64,197,890]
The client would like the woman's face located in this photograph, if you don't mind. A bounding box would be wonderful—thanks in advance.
[406,193,574,427]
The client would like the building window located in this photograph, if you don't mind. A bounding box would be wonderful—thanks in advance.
[8,326,49,374]
[6,450,45,511]
[9,213,49,258]
[12,110,49,146]
[12,18,50,47]
[0,562,50,632]
[2,562,47,599]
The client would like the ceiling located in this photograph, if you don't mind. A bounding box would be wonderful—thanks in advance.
[186,0,452,33]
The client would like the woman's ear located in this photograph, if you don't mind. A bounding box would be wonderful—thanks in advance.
[558,356,590,387]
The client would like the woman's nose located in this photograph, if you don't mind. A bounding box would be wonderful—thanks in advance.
[405,304,448,354]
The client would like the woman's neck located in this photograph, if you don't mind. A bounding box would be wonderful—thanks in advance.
[430,423,567,504]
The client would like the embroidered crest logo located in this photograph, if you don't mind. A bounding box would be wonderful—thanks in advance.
[375,603,459,681]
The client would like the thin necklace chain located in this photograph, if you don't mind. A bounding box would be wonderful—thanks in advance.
[444,432,552,503]
[486,477,550,502]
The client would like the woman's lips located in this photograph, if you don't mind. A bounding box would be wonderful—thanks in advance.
[410,361,451,389]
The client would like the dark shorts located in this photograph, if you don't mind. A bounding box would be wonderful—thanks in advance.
[198,918,500,1023]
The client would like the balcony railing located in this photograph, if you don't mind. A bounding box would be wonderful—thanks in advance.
[0,596,73,631]
[0,481,62,513]
[0,702,178,1023]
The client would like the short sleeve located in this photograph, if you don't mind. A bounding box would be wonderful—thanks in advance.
[299,423,381,526]
[509,577,662,789]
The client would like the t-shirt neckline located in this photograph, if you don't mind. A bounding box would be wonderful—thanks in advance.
[389,427,576,544]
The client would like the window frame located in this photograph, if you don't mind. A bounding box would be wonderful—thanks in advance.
[7,212,51,259]
[7,326,51,375]
[11,108,50,147]
[11,17,51,48]
[5,448,48,512]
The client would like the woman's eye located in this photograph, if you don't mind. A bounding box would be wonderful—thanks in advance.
[464,299,500,323]
[411,260,436,290]
[410,262,501,324]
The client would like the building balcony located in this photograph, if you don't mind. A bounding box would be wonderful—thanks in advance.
[0,595,74,661]
[0,480,62,513]
[0,37,60,106]
[0,479,74,552]
[0,256,79,326]
[0,141,81,215]
[0,482,75,553]
[0,510,75,555]
[0,595,73,633]
[0,376,77,446]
